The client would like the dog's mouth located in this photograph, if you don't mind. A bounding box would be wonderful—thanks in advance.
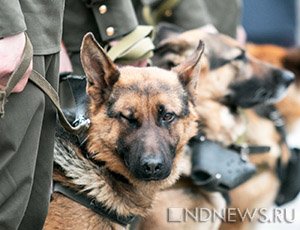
[224,70,294,108]
[133,168,172,181]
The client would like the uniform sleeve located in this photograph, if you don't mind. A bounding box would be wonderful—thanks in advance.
[90,0,138,41]
[0,0,26,38]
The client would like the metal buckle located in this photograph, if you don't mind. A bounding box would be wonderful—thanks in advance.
[240,143,250,162]
[74,117,90,147]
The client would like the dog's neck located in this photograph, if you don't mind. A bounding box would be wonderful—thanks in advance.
[53,137,158,220]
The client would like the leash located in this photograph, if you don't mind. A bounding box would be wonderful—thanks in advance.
[0,33,89,136]
[53,182,136,227]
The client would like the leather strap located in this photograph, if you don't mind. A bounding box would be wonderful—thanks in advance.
[0,33,89,136]
[192,133,271,155]
[0,33,32,118]
[53,183,135,227]
[229,144,271,155]
[29,71,90,135]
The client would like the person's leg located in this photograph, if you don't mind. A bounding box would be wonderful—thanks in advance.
[19,53,59,230]
[0,60,46,229]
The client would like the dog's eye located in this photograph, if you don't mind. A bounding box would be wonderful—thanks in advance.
[165,60,176,69]
[119,113,138,127]
[162,112,176,123]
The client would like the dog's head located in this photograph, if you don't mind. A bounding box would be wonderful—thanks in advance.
[154,28,294,143]
[80,33,202,186]
[155,28,294,107]
[247,44,300,149]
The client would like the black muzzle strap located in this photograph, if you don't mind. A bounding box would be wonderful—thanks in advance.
[229,144,271,155]
[53,183,136,227]
[189,134,258,193]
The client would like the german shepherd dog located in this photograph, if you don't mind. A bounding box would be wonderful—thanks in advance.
[136,26,294,230]
[247,44,300,148]
[44,33,204,229]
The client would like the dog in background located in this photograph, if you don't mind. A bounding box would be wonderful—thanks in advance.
[247,44,300,149]
[136,26,294,230]
[44,33,205,229]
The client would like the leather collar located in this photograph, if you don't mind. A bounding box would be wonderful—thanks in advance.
[191,133,271,155]
[53,182,136,227]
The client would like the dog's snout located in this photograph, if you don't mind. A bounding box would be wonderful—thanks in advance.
[275,69,295,87]
[141,155,163,176]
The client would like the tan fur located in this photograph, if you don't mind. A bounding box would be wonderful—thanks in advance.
[221,172,279,230]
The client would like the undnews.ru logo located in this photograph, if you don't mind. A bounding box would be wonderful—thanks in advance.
[167,207,295,223]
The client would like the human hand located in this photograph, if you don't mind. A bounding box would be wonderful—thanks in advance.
[0,32,32,93]
[59,42,73,74]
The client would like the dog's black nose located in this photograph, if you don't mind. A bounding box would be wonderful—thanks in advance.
[282,70,295,86]
[128,152,172,181]
[142,156,162,174]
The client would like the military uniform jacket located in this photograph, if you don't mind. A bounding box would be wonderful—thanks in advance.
[63,0,138,52]
[0,0,65,55]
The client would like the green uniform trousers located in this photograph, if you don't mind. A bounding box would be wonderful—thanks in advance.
[0,53,59,230]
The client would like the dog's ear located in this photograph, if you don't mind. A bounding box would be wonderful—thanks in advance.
[80,32,120,104]
[204,33,244,70]
[172,40,204,91]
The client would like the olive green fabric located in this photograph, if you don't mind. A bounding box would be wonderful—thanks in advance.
[63,0,138,53]
[0,81,45,230]
[0,0,26,38]
[91,0,138,41]
[63,0,102,53]
[0,0,64,55]
[0,53,60,230]
[134,0,241,38]
[63,0,140,74]
[202,0,241,38]
[107,25,154,63]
